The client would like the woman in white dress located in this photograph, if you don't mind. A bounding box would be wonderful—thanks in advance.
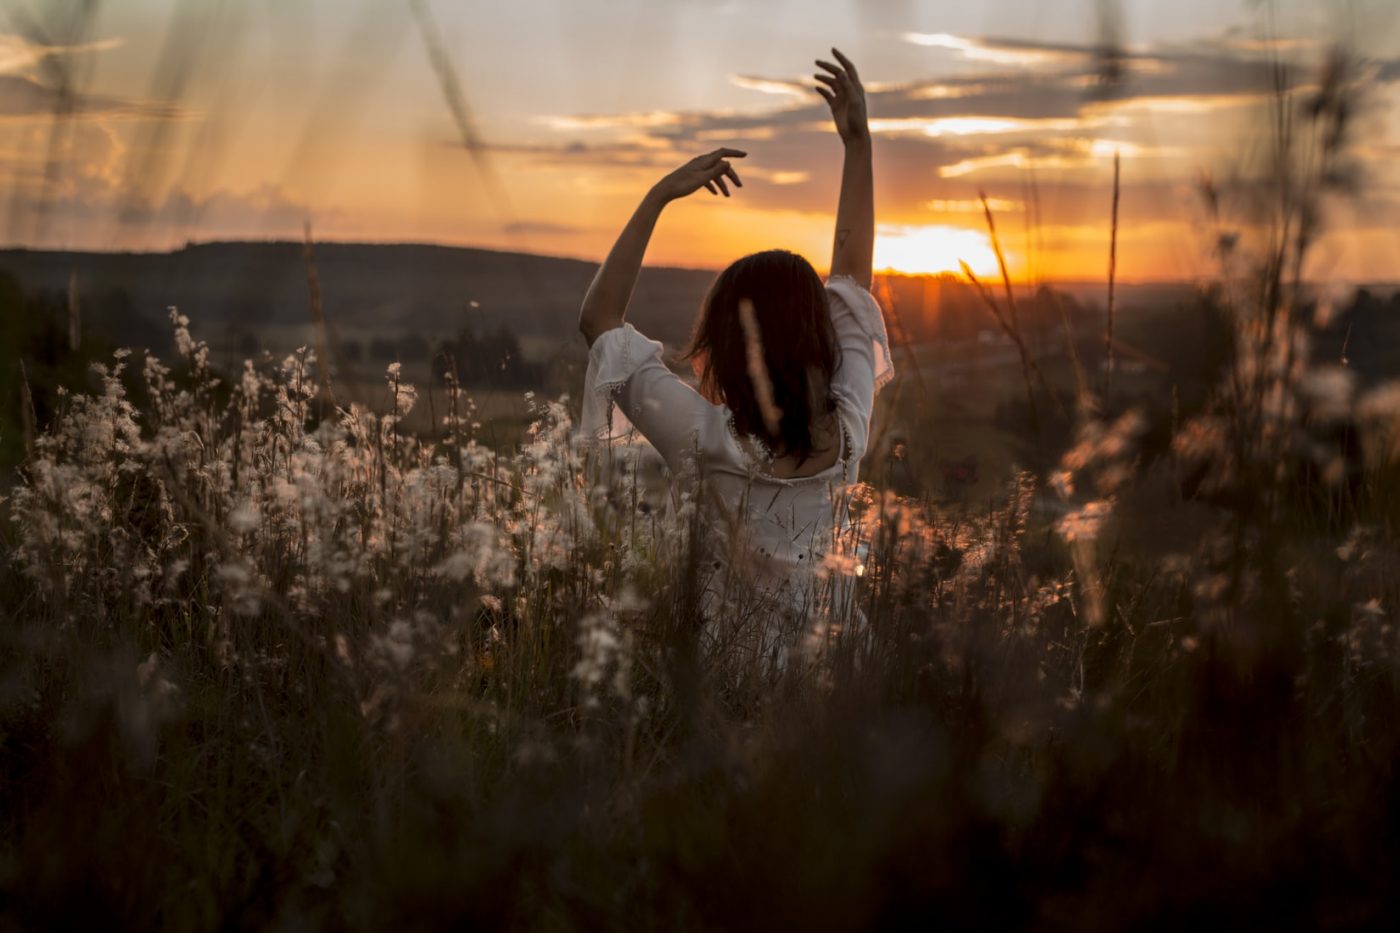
[577,49,892,660]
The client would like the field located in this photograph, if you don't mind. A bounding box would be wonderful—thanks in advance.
[5,15,1400,931]
[4,250,1400,928]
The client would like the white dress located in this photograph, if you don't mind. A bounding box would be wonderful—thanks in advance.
[579,275,894,632]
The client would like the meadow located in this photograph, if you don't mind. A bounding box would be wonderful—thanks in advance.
[4,37,1400,933]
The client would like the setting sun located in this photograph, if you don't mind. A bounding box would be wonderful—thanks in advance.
[874,224,1003,277]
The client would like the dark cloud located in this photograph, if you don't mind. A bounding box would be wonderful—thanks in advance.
[516,32,1400,228]
[541,32,1400,150]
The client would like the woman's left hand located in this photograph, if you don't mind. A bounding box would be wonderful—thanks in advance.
[814,48,869,144]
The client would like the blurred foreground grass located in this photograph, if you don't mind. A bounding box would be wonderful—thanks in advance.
[4,30,1400,930]
[1,278,1399,928]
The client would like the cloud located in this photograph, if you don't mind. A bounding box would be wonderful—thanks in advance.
[0,33,175,124]
[505,27,1400,243]
[729,74,811,98]
[0,33,123,76]
[3,179,327,249]
[736,166,811,186]
[0,74,184,122]
[900,33,1097,67]
[502,220,587,236]
[868,116,1097,138]
[479,139,681,170]
[142,185,324,234]
[922,197,1021,214]
[538,111,687,132]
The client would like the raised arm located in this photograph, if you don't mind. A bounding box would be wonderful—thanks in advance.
[578,148,746,347]
[814,48,873,290]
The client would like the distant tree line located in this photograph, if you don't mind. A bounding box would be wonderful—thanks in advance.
[432,325,542,387]
[878,275,1096,347]
[0,272,174,470]
[220,324,546,391]
[340,334,433,365]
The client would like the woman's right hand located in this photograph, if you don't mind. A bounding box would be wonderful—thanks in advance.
[814,48,869,144]
[651,148,747,202]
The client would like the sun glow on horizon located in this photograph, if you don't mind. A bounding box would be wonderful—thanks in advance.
[874,224,1003,277]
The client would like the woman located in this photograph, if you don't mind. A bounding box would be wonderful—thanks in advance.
[577,49,892,650]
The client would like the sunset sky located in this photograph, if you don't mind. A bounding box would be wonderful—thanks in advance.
[3,0,1399,282]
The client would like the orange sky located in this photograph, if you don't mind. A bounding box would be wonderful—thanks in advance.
[1,0,1398,284]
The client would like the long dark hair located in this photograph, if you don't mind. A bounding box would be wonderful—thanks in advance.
[683,250,839,466]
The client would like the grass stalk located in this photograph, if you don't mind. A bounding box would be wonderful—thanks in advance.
[1103,151,1120,404]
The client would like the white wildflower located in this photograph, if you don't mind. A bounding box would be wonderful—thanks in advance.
[1357,381,1400,421]
[229,501,260,534]
[1055,499,1114,544]
[1299,366,1356,422]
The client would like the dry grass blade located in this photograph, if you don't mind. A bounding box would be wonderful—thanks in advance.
[1053,289,1090,412]
[408,0,556,317]
[1104,152,1121,402]
[5,0,101,244]
[302,221,338,415]
[981,191,1022,335]
[960,261,1039,426]
[865,276,930,461]
[972,194,1069,424]
[66,269,81,352]
[408,0,512,222]
[18,358,36,460]
[109,0,222,232]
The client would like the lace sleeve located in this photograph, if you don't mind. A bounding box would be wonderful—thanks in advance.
[578,323,667,443]
[578,323,720,473]
[826,275,894,396]
[825,276,895,462]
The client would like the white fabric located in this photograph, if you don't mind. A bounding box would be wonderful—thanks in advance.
[578,276,895,622]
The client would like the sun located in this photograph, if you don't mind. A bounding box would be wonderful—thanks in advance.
[873,224,1003,277]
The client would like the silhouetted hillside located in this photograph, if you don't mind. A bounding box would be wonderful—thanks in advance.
[0,242,717,349]
[0,243,1198,357]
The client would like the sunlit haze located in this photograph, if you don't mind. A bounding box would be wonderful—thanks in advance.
[3,0,1399,282]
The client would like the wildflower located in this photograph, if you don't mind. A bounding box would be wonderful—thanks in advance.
[229,501,260,534]
[572,610,623,708]
[1357,381,1400,421]
[1055,499,1113,544]
[1299,366,1355,422]
[372,619,416,670]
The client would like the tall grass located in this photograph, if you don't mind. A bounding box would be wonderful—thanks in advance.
[3,36,1400,933]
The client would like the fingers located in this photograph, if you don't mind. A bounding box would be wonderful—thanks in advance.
[700,147,747,166]
[709,159,741,196]
[814,63,845,110]
[684,151,744,197]
[830,47,859,81]
[815,59,846,80]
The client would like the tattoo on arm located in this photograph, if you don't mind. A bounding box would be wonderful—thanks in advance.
[837,228,852,248]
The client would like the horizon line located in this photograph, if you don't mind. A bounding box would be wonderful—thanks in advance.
[2,237,1396,290]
